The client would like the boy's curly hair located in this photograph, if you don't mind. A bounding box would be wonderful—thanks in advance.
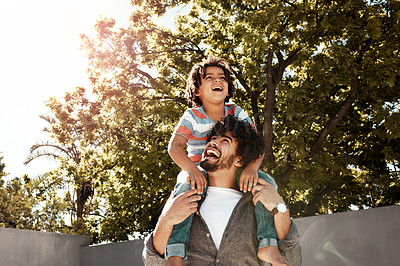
[185,55,236,107]
[208,115,264,167]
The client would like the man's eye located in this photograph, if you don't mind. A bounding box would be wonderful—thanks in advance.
[220,76,226,80]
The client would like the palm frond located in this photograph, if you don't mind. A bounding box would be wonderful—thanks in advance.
[39,114,57,124]
[24,151,59,165]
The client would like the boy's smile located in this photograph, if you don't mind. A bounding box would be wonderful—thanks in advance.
[195,66,229,104]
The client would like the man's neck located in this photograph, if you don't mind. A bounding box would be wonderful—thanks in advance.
[207,167,237,190]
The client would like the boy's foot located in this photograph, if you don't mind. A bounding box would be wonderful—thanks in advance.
[258,246,288,266]
[166,256,183,266]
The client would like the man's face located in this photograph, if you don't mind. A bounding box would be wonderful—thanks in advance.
[200,131,239,172]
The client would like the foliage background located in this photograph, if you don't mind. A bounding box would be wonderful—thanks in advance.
[1,0,399,243]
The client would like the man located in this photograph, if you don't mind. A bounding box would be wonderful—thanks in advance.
[143,115,301,265]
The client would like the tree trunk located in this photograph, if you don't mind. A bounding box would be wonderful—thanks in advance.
[263,50,276,163]
[75,181,93,219]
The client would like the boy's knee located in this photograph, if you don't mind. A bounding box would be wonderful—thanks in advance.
[174,182,192,196]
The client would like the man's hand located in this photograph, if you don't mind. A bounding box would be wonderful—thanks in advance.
[153,189,201,256]
[252,179,291,240]
[252,178,284,211]
[239,166,259,192]
[162,189,202,227]
[186,168,207,194]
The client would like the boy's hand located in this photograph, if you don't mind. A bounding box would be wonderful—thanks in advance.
[239,166,259,192]
[186,168,207,194]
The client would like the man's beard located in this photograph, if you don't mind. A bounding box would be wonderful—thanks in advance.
[200,154,236,172]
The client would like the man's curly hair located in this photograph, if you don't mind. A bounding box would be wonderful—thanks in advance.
[185,55,236,107]
[208,115,264,167]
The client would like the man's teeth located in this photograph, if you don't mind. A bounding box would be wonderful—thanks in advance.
[207,149,219,158]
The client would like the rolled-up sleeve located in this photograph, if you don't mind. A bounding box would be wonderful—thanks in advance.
[278,220,302,266]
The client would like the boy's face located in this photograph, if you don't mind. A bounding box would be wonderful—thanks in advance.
[195,66,229,105]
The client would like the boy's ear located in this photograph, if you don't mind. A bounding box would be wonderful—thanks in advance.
[194,89,200,96]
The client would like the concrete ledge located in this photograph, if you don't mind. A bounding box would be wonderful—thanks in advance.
[2,205,399,266]
[0,227,90,266]
[81,239,144,266]
[295,205,400,265]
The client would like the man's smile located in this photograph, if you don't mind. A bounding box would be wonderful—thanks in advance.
[203,146,221,160]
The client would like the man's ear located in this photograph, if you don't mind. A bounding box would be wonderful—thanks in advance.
[234,157,243,168]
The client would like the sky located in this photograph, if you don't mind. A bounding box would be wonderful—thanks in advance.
[0,0,134,179]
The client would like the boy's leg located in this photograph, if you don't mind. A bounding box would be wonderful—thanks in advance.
[255,171,278,248]
[235,169,286,264]
[255,171,287,265]
[234,169,278,247]
[165,170,207,260]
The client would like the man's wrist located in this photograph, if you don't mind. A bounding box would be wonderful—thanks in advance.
[159,211,177,229]
[271,202,287,216]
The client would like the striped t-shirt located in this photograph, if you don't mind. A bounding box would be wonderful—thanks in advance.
[173,103,254,163]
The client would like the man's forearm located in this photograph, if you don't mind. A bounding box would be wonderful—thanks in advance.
[274,209,291,240]
[153,214,174,256]
[152,190,201,256]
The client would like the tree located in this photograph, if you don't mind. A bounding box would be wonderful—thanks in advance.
[28,0,400,241]
[0,156,68,231]
[102,0,400,217]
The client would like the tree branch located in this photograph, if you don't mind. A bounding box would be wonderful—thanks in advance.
[308,38,371,158]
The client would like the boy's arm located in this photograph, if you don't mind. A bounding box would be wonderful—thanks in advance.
[168,134,207,194]
[239,153,264,192]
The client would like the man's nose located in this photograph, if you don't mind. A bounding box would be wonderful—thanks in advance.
[209,138,220,147]
[213,77,221,82]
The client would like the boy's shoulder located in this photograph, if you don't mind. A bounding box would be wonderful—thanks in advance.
[224,102,244,112]
[186,106,204,114]
[224,102,235,106]
[224,102,241,108]
[182,106,206,119]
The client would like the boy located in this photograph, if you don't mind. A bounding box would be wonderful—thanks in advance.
[167,56,286,265]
